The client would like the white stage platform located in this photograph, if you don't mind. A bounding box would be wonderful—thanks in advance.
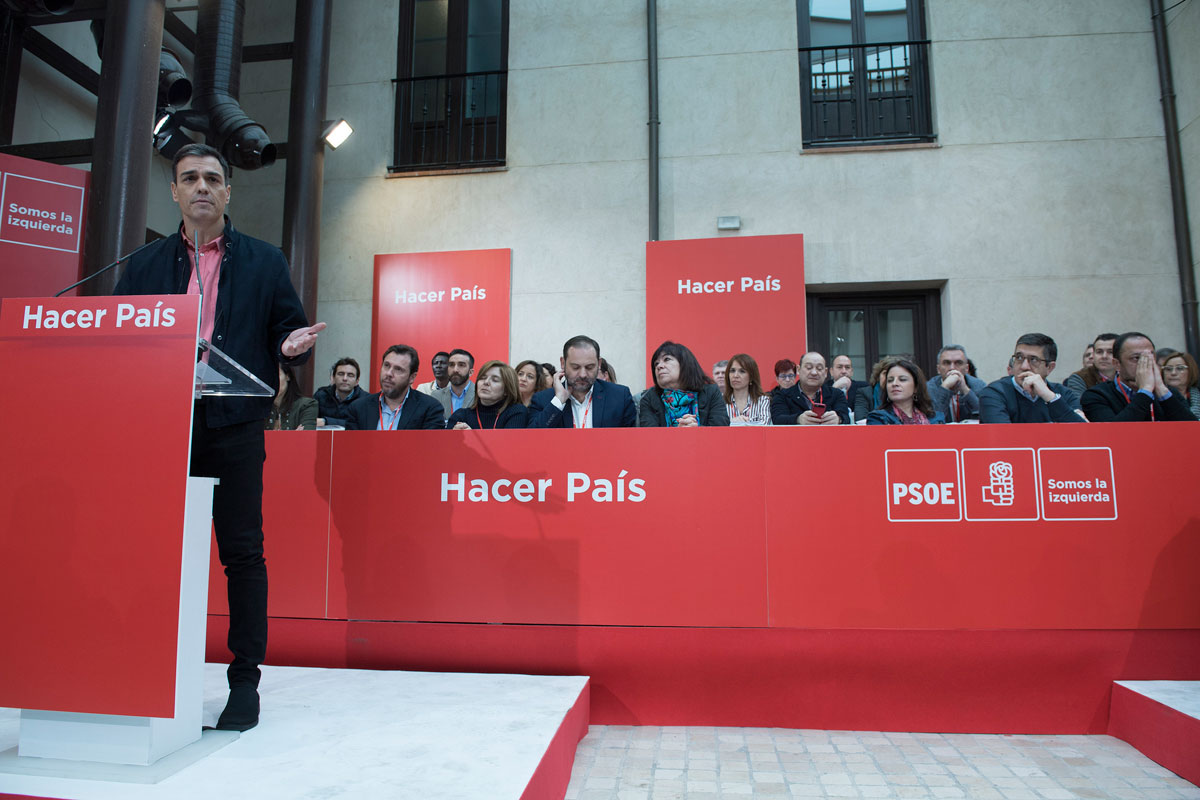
[0,664,589,800]
[1117,680,1200,721]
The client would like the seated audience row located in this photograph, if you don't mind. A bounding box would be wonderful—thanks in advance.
[303,328,1199,432]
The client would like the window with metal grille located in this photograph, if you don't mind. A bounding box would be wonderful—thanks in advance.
[798,0,934,147]
[390,0,508,172]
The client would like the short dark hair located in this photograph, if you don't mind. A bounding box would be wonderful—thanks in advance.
[449,348,474,368]
[1114,331,1154,360]
[1093,332,1119,346]
[382,343,419,375]
[650,341,708,392]
[562,335,600,360]
[331,357,360,378]
[1015,333,1057,363]
[431,351,450,362]
[172,143,230,180]
[774,358,796,375]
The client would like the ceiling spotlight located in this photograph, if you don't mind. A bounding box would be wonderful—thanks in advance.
[152,108,191,160]
[322,119,353,149]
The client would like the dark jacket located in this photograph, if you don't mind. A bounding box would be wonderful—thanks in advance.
[866,406,946,425]
[979,378,1083,423]
[346,389,446,430]
[770,384,851,425]
[313,384,366,428]
[824,378,868,411]
[267,396,319,430]
[1080,380,1198,422]
[447,402,529,429]
[638,383,730,427]
[114,218,310,428]
[527,380,638,428]
[854,384,884,420]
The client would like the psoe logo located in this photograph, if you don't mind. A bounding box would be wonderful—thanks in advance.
[884,449,962,522]
[982,461,1014,506]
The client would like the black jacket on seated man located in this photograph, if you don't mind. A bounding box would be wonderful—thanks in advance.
[979,378,1084,423]
[346,387,445,430]
[313,384,366,428]
[770,384,851,425]
[824,377,868,412]
[527,379,638,428]
[1080,379,1198,422]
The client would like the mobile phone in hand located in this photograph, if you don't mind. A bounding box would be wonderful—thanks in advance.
[811,402,826,417]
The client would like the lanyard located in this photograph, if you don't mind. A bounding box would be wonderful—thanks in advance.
[573,393,593,428]
[475,405,501,429]
[378,391,406,430]
[1115,379,1155,421]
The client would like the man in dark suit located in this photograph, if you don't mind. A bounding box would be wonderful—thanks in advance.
[824,355,868,416]
[528,335,637,428]
[347,344,445,430]
[772,351,850,425]
[1081,331,1198,422]
[979,333,1084,423]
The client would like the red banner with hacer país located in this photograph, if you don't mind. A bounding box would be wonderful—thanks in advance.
[646,234,805,389]
[0,153,89,299]
[211,422,1200,632]
[0,295,199,717]
[371,249,511,391]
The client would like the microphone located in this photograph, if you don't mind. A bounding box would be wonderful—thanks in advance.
[54,238,161,297]
[192,226,205,347]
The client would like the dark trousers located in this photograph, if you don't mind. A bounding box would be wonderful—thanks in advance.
[190,410,267,689]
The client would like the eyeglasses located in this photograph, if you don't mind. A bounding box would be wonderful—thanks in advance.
[1010,354,1048,368]
[777,373,796,380]
[1162,365,1189,374]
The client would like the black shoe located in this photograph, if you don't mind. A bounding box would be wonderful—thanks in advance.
[215,685,260,731]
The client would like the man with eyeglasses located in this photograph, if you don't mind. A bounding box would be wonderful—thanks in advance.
[928,344,985,422]
[1080,332,1197,422]
[979,334,1084,423]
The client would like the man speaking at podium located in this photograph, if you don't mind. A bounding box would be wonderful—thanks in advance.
[115,143,325,731]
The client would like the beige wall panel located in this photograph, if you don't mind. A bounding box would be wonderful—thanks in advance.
[509,1,644,70]
[506,60,646,167]
[656,0,797,58]
[933,33,1163,146]
[657,49,803,158]
[928,0,1149,41]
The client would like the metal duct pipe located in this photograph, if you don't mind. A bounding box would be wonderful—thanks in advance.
[81,0,164,297]
[192,0,275,169]
[1149,0,1199,357]
[158,47,191,107]
[280,0,332,395]
[2,0,73,15]
[647,0,660,242]
[91,21,190,108]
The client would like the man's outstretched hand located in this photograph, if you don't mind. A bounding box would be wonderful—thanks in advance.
[282,322,327,358]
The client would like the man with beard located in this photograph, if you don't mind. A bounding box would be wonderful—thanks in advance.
[430,348,475,420]
[415,351,450,395]
[347,344,444,430]
[528,335,637,427]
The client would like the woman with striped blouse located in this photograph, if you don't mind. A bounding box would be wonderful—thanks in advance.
[723,353,773,426]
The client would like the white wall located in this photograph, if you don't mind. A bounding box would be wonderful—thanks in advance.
[10,0,1196,391]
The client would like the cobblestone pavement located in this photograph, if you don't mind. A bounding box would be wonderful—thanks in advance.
[566,726,1200,800]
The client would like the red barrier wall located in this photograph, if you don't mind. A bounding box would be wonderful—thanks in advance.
[205,425,1200,730]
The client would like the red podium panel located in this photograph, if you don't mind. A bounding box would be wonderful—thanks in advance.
[0,295,199,717]
[765,423,1200,630]
[324,429,770,626]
